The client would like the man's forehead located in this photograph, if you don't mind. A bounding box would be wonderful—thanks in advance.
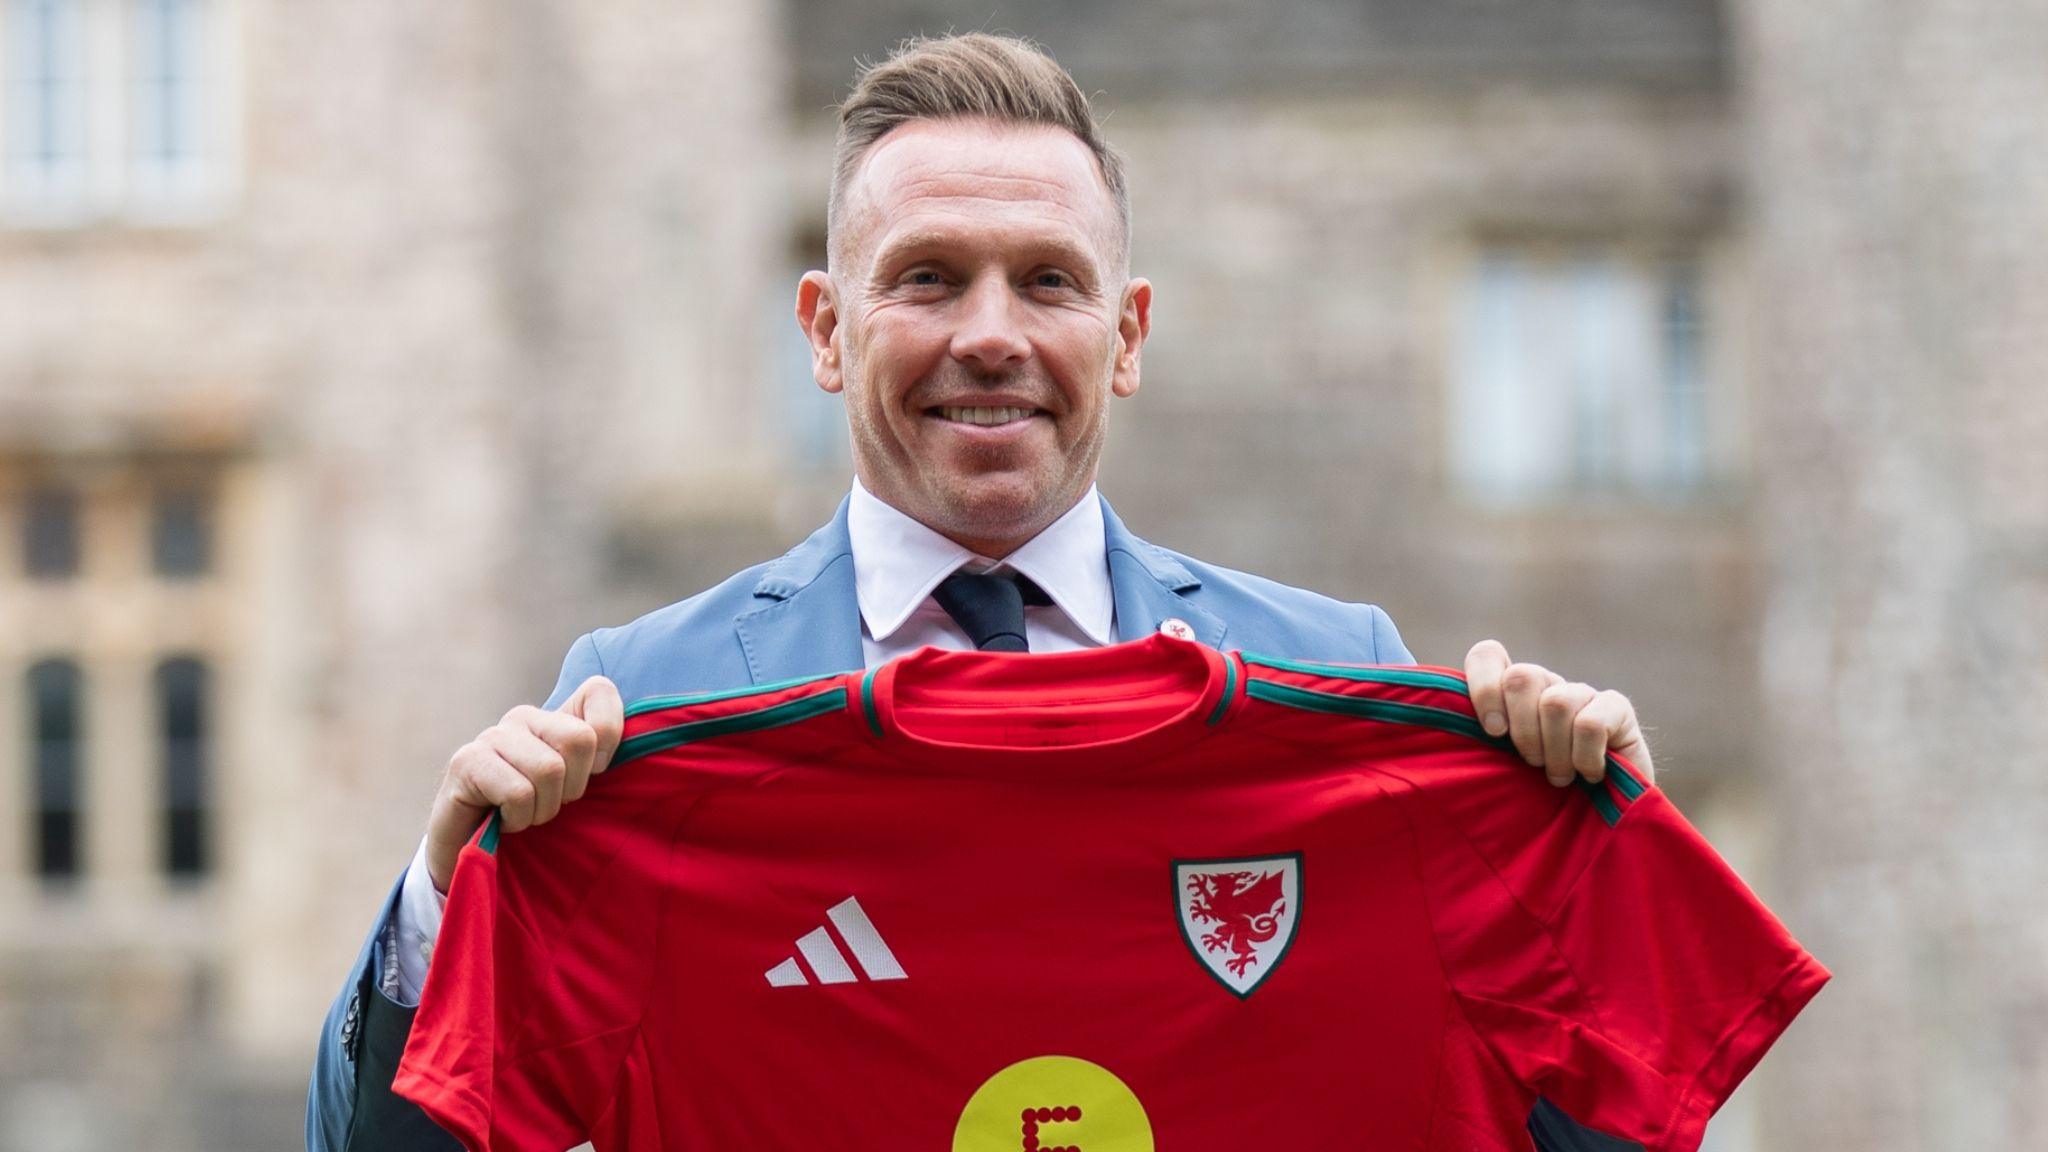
[843,118,1120,265]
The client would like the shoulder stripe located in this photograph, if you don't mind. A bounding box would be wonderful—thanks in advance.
[1240,652,1469,697]
[860,666,883,738]
[1205,654,1238,726]
[1583,778,1624,826]
[1246,677,1495,742]
[1606,758,1647,801]
[614,686,848,769]
[1244,678,1635,827]
[625,671,847,719]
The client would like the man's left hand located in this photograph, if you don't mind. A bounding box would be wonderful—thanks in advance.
[1462,639,1654,788]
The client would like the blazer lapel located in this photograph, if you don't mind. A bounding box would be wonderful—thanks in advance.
[1101,495,1227,649]
[733,495,866,684]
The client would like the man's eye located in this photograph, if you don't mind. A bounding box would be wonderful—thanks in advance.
[904,270,944,287]
[1032,271,1074,290]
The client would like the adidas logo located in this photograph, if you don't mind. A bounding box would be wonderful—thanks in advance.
[764,895,908,987]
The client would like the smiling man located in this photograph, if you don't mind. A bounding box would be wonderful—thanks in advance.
[309,33,1652,1152]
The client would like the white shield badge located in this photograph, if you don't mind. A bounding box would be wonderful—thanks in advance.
[1174,852,1303,998]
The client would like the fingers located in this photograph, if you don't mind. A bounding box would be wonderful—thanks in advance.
[1464,640,1512,737]
[442,738,538,836]
[426,680,624,888]
[1502,662,1561,768]
[524,706,598,802]
[479,722,565,830]
[1471,648,1650,790]
[440,679,623,844]
[1537,681,1596,787]
[1582,688,1653,785]
[563,675,624,776]
[1569,689,1639,785]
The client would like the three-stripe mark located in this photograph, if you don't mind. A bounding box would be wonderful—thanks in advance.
[764,896,908,987]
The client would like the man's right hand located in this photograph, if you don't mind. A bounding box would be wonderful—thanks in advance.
[424,674,624,893]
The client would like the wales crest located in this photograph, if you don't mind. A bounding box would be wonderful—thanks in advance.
[1173,852,1302,998]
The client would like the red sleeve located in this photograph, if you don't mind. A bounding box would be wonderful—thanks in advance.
[392,804,666,1151]
[1406,751,1830,1151]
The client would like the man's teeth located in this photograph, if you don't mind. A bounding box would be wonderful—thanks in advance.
[938,406,1036,426]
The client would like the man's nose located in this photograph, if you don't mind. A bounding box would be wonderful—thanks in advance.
[949,275,1031,371]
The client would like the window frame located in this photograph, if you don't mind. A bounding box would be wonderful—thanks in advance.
[1438,233,1745,512]
[0,0,238,225]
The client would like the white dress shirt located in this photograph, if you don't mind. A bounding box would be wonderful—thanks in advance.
[848,476,1114,661]
[388,480,1116,1002]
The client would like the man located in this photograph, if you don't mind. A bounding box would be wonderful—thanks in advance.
[308,33,1653,1151]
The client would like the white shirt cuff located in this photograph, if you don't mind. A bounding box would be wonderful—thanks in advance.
[393,835,449,1005]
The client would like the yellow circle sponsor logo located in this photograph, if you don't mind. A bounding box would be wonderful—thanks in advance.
[953,1055,1153,1152]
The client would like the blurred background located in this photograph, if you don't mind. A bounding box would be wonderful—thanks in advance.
[0,0,2043,1148]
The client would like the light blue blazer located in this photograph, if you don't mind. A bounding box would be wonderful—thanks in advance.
[306,493,1409,1150]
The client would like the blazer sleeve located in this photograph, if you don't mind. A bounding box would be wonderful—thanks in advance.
[304,633,606,1152]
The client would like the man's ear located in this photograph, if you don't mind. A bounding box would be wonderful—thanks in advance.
[1111,278,1152,399]
[797,271,844,394]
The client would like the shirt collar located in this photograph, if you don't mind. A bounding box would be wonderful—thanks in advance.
[847,477,1115,647]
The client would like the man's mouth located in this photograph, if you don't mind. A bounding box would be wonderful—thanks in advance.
[931,405,1042,427]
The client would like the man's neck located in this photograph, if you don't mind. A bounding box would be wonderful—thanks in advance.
[946,530,1034,562]
[855,480,1091,561]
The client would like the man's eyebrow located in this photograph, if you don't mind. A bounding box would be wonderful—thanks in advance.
[871,230,1103,277]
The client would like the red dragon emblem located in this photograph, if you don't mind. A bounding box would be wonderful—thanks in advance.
[1185,868,1289,977]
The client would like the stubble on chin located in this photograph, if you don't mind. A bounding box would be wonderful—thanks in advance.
[918,471,1049,542]
[921,448,1106,553]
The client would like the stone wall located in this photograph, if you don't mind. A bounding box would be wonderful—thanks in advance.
[1733,0,2048,1146]
[0,0,788,1146]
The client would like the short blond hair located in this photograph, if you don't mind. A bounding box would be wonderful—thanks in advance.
[828,33,1130,269]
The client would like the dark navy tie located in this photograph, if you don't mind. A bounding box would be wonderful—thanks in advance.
[930,570,1053,652]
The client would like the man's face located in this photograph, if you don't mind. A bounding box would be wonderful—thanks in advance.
[798,118,1150,555]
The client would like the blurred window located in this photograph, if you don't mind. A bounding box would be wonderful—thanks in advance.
[2,0,89,204]
[150,484,211,577]
[1,0,229,221]
[29,657,84,881]
[156,655,207,877]
[128,0,207,193]
[24,485,80,577]
[5,463,230,895]
[1450,246,1715,505]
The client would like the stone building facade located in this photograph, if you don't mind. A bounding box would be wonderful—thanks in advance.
[0,1,792,1147]
[0,0,2040,1148]
[1733,0,2048,1145]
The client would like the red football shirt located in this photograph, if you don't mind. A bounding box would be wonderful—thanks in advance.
[394,632,1827,1151]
